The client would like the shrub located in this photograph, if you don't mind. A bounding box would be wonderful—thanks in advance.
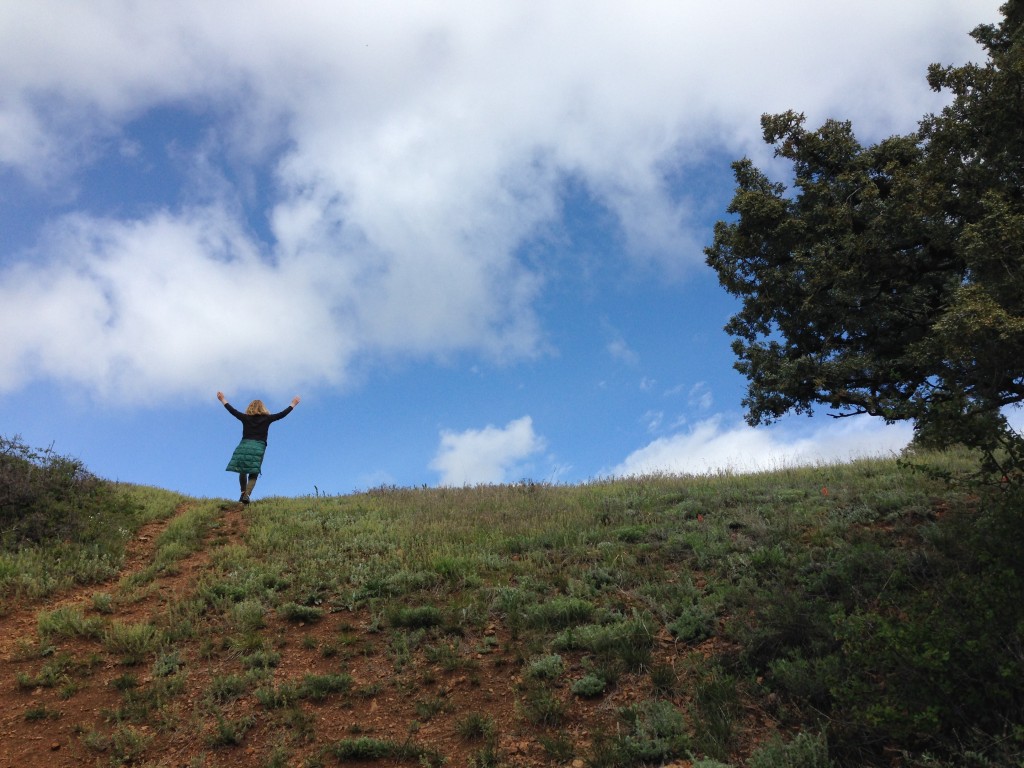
[324,738,442,767]
[649,662,680,695]
[523,597,596,629]
[255,681,300,708]
[91,592,115,614]
[103,621,162,665]
[767,654,838,709]
[748,731,833,768]
[208,673,251,703]
[110,723,154,756]
[552,613,655,671]
[423,640,469,671]
[152,649,184,678]
[491,586,531,634]
[229,598,266,631]
[34,652,75,688]
[387,605,443,628]
[525,654,565,681]
[37,606,104,640]
[0,435,129,545]
[539,732,575,762]
[298,672,352,701]
[24,704,57,721]
[278,602,325,623]
[206,713,255,746]
[737,590,836,669]
[242,649,281,670]
[590,699,689,767]
[571,674,607,698]
[521,687,567,726]
[415,695,451,719]
[456,712,495,741]
[824,496,1024,763]
[668,604,716,643]
[469,742,501,768]
[690,665,742,760]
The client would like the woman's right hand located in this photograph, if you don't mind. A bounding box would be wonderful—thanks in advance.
[217,391,227,403]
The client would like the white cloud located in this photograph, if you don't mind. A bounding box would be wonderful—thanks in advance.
[430,416,546,486]
[612,414,913,477]
[0,0,1001,398]
[0,208,357,400]
[688,382,713,412]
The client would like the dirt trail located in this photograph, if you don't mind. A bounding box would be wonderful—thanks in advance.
[0,501,247,767]
[1,504,188,655]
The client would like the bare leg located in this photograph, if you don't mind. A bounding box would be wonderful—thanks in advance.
[245,473,258,497]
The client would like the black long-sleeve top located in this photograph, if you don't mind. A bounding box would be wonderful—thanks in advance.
[224,403,293,443]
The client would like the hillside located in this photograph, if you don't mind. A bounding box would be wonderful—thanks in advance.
[0,447,1021,767]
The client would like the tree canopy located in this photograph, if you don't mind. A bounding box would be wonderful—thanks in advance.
[705,0,1024,473]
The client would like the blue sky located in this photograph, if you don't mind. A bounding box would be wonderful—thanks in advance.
[0,1,1001,498]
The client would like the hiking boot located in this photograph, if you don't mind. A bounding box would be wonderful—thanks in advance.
[240,494,250,505]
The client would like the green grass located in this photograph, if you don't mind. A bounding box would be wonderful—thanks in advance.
[22,651,92,690]
[322,736,443,766]
[387,604,443,628]
[0,477,184,600]
[82,723,153,763]
[103,620,162,665]
[551,614,656,671]
[120,500,221,589]
[456,712,496,741]
[595,698,690,766]
[297,672,352,701]
[278,601,325,622]
[5,444,1022,767]
[254,673,352,708]
[37,605,104,641]
[206,712,255,746]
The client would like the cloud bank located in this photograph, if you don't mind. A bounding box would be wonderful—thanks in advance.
[0,0,999,399]
[612,415,914,477]
[430,416,546,486]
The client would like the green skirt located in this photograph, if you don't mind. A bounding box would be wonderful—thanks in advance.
[225,439,267,475]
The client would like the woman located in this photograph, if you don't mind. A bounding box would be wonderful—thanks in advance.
[218,391,300,504]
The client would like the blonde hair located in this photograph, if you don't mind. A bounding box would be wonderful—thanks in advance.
[246,400,270,416]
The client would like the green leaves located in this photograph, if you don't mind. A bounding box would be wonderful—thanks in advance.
[706,4,1024,470]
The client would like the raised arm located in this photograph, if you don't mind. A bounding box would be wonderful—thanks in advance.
[217,391,228,404]
[290,396,301,408]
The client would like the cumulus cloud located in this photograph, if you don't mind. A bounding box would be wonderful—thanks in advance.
[0,207,358,399]
[0,204,544,400]
[430,416,546,485]
[0,0,1000,398]
[612,414,914,477]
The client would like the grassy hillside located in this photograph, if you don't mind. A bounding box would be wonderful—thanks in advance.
[0,442,1021,767]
